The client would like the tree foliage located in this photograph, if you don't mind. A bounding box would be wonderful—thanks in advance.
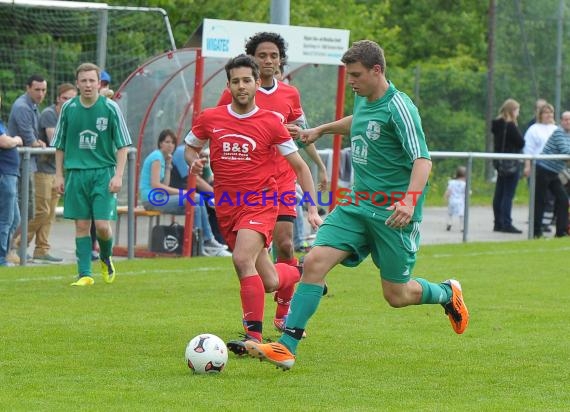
[5,0,568,182]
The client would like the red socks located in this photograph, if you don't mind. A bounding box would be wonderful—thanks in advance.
[274,262,301,319]
[239,275,265,342]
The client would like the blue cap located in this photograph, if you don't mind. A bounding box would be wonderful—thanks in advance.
[101,70,111,83]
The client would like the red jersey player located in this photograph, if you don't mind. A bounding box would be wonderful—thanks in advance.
[218,32,328,331]
[185,54,322,355]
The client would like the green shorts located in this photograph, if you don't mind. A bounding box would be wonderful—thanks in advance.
[313,203,420,283]
[63,168,117,221]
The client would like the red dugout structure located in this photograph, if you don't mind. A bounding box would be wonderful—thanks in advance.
[114,20,349,256]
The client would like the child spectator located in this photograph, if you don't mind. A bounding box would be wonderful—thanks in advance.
[445,166,467,232]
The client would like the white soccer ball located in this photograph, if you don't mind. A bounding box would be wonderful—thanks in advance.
[185,334,228,374]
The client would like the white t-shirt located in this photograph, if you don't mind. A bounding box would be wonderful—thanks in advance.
[447,178,466,217]
[523,123,557,155]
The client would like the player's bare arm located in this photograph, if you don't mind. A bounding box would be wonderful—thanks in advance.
[0,134,22,148]
[300,115,353,144]
[386,157,432,228]
[54,149,65,194]
[185,144,206,176]
[284,151,323,229]
[109,146,129,193]
[303,143,328,190]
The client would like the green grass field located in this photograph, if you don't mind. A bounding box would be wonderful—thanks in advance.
[2,239,569,411]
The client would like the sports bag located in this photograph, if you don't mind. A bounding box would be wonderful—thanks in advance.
[150,223,202,256]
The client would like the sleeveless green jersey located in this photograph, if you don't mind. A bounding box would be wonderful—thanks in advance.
[52,95,132,169]
[346,82,430,220]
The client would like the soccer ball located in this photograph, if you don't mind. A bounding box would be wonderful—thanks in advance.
[185,334,228,374]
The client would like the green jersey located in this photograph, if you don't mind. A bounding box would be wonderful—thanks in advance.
[345,82,430,220]
[52,95,132,169]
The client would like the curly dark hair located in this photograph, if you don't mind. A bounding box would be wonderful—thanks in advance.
[245,32,288,65]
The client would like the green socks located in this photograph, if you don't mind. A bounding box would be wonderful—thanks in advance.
[76,236,92,276]
[97,236,113,260]
[415,278,452,304]
[279,282,324,354]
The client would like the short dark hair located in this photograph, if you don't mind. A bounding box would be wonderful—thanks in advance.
[341,40,386,72]
[245,32,288,65]
[26,74,45,87]
[224,54,260,81]
[157,128,177,148]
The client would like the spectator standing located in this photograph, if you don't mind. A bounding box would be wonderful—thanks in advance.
[533,111,570,238]
[491,98,525,233]
[524,98,547,134]
[523,102,558,232]
[445,166,467,232]
[244,40,469,371]
[99,70,114,99]
[18,83,77,262]
[523,103,557,176]
[0,95,23,267]
[53,63,132,286]
[7,74,47,262]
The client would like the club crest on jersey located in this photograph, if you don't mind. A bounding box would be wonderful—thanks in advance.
[79,130,98,150]
[365,121,381,141]
[96,117,108,131]
[351,135,368,165]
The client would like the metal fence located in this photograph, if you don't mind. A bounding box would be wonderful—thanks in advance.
[13,148,570,265]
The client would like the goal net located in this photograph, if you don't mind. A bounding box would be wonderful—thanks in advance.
[0,0,175,115]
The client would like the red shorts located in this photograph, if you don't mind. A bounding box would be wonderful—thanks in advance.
[215,199,278,250]
[276,174,297,218]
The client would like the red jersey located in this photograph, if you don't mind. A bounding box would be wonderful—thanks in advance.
[185,104,294,194]
[185,104,296,249]
[218,81,306,214]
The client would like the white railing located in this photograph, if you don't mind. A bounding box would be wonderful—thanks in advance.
[13,148,570,265]
[430,151,570,241]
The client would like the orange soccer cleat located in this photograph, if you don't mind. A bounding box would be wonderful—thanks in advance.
[245,341,296,371]
[441,279,469,334]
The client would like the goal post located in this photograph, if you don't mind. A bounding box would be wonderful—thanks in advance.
[0,0,176,113]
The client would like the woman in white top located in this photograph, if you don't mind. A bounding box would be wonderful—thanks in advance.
[523,103,557,177]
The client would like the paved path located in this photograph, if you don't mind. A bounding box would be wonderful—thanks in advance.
[17,205,536,267]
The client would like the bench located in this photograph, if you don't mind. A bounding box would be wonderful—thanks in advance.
[115,206,162,248]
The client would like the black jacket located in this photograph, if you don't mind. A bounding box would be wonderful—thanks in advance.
[491,118,525,154]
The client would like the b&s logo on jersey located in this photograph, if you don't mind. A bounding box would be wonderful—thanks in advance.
[219,134,257,161]
[79,130,98,150]
[96,117,108,131]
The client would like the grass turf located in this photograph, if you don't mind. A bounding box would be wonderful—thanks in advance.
[1,239,569,411]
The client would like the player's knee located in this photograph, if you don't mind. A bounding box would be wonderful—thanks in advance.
[95,223,112,240]
[382,290,408,308]
[299,252,327,284]
[275,236,294,256]
[231,253,256,276]
[262,277,279,293]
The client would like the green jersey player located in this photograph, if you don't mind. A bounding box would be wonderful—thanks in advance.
[245,40,469,371]
[53,62,132,286]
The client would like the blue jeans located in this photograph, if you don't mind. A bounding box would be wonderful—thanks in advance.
[0,174,20,265]
[293,203,304,249]
[492,171,520,229]
[143,194,213,241]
